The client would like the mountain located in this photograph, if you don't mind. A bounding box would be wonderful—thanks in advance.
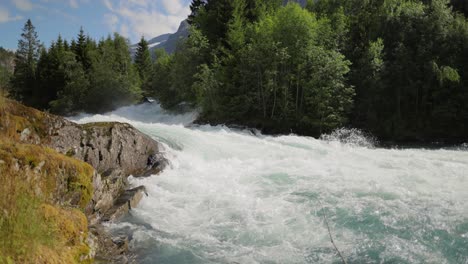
[153,20,190,54]
[131,20,189,57]
[147,33,171,46]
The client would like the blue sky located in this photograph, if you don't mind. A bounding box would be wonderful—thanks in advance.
[0,0,192,50]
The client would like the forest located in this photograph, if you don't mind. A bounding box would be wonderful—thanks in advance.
[3,0,468,142]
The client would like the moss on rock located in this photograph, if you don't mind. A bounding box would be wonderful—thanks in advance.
[0,137,94,263]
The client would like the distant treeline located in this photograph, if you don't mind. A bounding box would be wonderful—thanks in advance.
[5,0,468,142]
[7,20,142,114]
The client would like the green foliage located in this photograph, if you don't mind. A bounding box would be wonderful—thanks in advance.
[74,27,94,71]
[84,34,141,113]
[49,51,89,114]
[150,49,174,108]
[9,22,143,115]
[174,1,354,135]
[150,29,210,109]
[189,0,234,47]
[135,37,153,94]
[0,47,14,97]
[10,19,41,106]
[193,61,222,115]
[303,0,468,141]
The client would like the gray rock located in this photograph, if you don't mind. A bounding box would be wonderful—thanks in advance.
[42,116,166,258]
[90,224,136,263]
[102,186,147,222]
[48,121,167,177]
[19,127,40,144]
[20,128,30,141]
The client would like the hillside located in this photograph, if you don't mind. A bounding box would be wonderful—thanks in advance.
[0,97,166,263]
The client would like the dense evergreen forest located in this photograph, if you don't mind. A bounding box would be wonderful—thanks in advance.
[6,20,142,114]
[4,0,468,142]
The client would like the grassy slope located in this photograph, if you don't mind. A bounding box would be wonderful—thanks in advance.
[0,97,94,263]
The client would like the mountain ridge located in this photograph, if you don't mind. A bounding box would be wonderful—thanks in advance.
[131,20,189,57]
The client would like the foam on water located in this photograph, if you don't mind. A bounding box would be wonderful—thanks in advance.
[72,104,468,264]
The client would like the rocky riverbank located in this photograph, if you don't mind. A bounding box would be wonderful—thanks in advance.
[0,98,167,263]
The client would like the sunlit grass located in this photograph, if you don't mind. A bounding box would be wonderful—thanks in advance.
[0,99,95,263]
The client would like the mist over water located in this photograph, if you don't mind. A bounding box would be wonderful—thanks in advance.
[72,103,468,264]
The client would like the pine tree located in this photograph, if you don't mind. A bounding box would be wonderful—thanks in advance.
[70,39,77,52]
[188,0,205,25]
[11,19,41,106]
[56,35,64,52]
[84,33,142,113]
[134,37,152,93]
[36,35,68,109]
[63,39,70,51]
[74,27,91,71]
[0,48,14,96]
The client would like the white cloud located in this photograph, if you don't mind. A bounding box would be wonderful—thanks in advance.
[161,0,185,15]
[120,23,129,38]
[69,0,78,8]
[0,6,23,23]
[104,13,119,32]
[12,0,34,11]
[102,0,113,11]
[39,0,89,9]
[102,0,190,43]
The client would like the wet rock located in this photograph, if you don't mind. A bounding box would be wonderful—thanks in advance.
[90,224,135,263]
[87,169,129,224]
[113,236,130,254]
[102,186,147,222]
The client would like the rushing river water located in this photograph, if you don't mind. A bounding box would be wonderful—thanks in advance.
[73,103,468,264]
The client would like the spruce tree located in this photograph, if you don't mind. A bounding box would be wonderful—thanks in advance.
[134,37,152,93]
[63,39,70,51]
[0,48,14,96]
[74,27,91,71]
[70,39,77,52]
[188,0,205,25]
[11,19,41,106]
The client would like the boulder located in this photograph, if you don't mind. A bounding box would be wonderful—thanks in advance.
[48,121,167,177]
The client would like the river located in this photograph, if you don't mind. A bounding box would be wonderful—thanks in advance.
[73,103,468,264]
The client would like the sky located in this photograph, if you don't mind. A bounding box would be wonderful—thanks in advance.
[0,0,192,50]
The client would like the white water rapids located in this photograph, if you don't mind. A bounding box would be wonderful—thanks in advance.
[73,103,468,264]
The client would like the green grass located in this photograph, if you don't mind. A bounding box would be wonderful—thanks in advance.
[0,140,94,263]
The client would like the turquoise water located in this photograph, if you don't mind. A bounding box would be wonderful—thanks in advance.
[75,104,468,264]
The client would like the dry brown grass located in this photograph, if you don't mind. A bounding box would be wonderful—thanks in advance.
[0,97,48,142]
[0,96,94,263]
[0,139,94,263]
